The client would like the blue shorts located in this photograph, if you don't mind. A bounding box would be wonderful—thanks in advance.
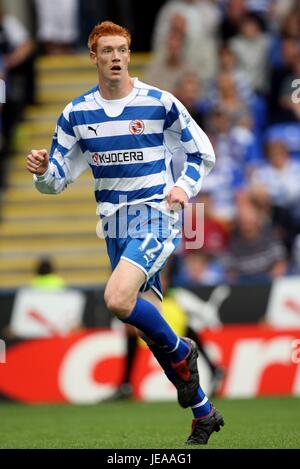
[103,204,181,300]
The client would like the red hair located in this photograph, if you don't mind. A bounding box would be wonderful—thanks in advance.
[88,21,131,53]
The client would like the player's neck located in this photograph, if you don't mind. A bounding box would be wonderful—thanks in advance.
[98,76,134,100]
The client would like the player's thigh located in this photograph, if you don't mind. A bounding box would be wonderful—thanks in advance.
[104,258,146,311]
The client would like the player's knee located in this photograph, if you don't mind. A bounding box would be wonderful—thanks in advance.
[104,289,135,319]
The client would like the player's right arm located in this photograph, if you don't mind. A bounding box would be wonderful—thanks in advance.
[27,103,89,194]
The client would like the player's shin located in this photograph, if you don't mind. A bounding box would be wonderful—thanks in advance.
[121,297,189,363]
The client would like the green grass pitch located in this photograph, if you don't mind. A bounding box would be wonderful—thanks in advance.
[0,397,299,449]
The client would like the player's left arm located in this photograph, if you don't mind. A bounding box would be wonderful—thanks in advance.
[166,186,189,210]
[164,96,215,207]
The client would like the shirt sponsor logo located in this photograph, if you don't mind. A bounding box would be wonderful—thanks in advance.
[92,151,144,165]
[129,119,145,135]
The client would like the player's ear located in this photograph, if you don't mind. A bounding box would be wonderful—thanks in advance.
[90,50,97,65]
[128,49,131,64]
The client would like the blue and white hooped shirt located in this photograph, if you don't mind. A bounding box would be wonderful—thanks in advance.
[34,78,215,216]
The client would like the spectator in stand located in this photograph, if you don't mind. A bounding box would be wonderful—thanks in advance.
[225,198,288,283]
[176,191,228,287]
[269,38,300,124]
[184,191,230,255]
[229,12,271,94]
[31,258,66,290]
[199,69,253,129]
[263,120,300,161]
[267,0,297,32]
[270,5,300,68]
[245,0,271,14]
[166,99,253,226]
[292,234,300,274]
[0,2,34,75]
[249,139,300,252]
[152,0,220,84]
[219,0,248,42]
[200,106,260,223]
[214,72,250,126]
[144,32,200,93]
[2,257,85,340]
[217,45,268,140]
[34,0,79,54]
[176,252,225,287]
[218,45,253,102]
[279,55,300,122]
[0,1,35,172]
[172,72,205,127]
[280,6,300,42]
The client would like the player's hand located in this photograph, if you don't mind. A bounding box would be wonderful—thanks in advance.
[26,149,49,175]
[166,186,189,210]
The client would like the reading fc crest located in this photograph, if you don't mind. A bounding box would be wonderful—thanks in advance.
[129,119,145,135]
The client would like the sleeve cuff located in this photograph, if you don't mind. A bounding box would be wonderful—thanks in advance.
[33,169,50,182]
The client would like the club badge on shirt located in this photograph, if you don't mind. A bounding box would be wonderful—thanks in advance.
[129,119,145,135]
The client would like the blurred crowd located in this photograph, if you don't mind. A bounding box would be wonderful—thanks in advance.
[145,0,300,287]
[0,0,134,186]
[0,0,300,286]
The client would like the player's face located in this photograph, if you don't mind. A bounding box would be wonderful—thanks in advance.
[91,35,130,83]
